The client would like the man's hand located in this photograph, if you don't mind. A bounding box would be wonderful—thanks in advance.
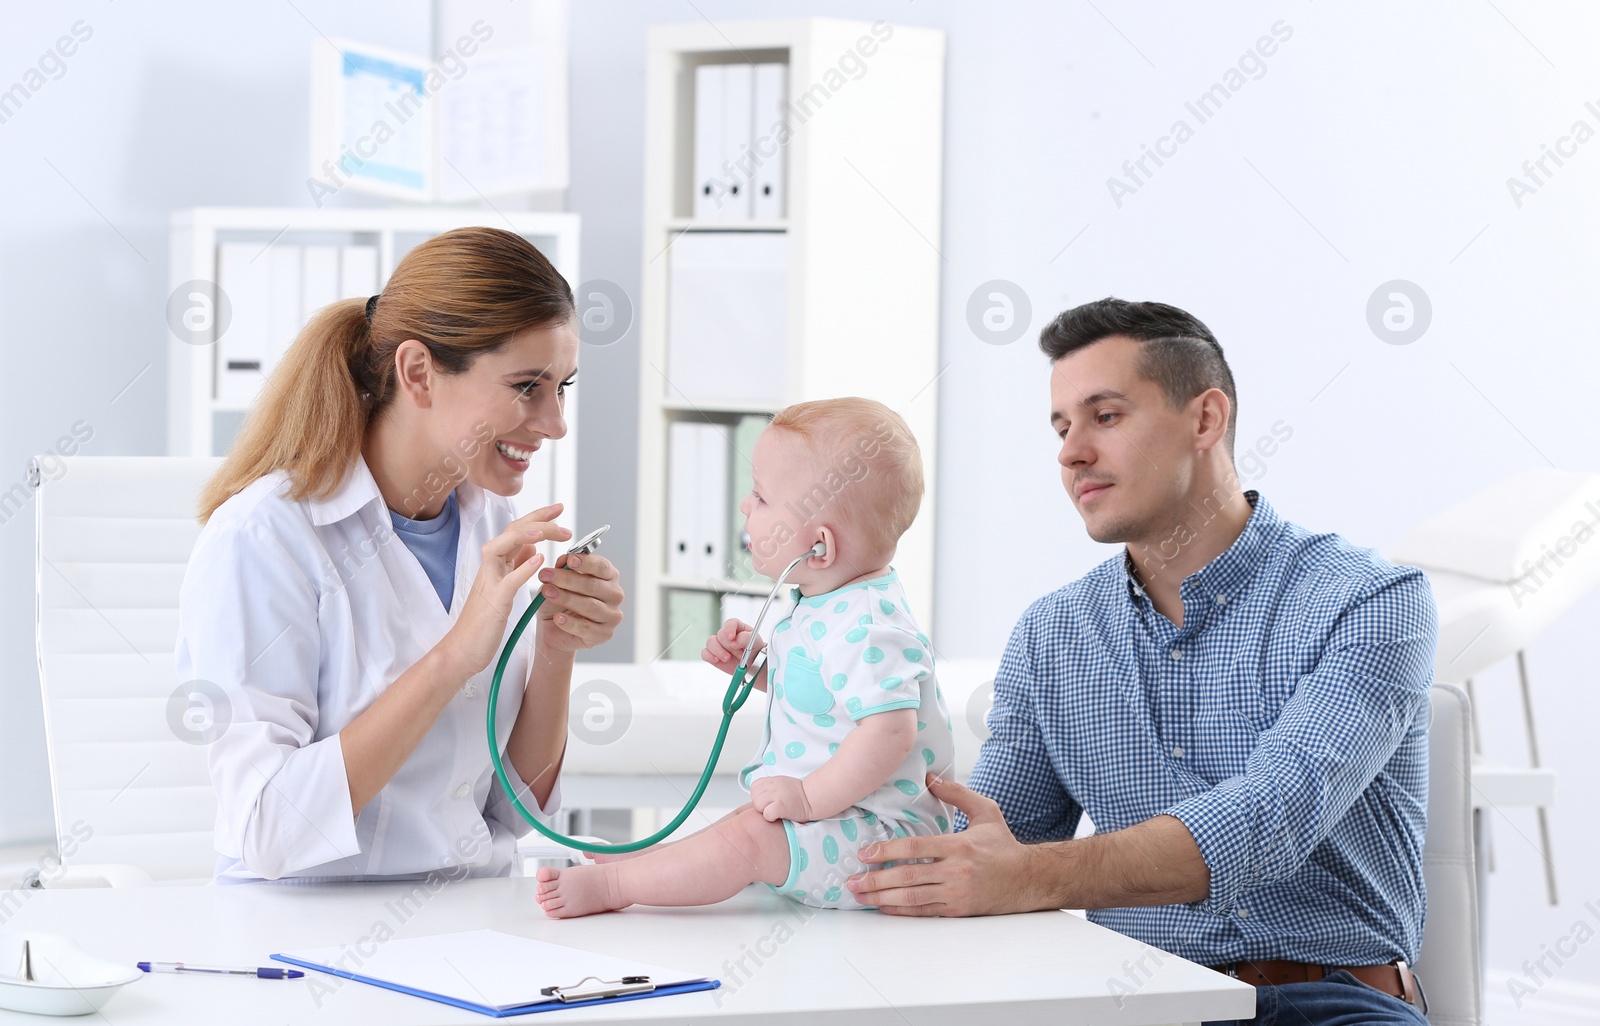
[847,774,1051,916]
[751,775,814,823]
[850,775,1211,915]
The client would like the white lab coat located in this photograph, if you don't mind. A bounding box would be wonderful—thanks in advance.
[175,455,560,883]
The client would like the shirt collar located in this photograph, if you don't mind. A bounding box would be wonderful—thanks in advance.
[305,452,487,530]
[1189,490,1279,607]
[795,569,899,607]
[1123,490,1280,608]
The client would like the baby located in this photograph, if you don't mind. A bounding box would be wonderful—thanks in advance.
[536,397,955,917]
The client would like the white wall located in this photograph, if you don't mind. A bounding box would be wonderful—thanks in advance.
[0,1,432,843]
[2,0,1597,1007]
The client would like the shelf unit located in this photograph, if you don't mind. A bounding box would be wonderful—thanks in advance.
[633,19,947,661]
[167,206,582,539]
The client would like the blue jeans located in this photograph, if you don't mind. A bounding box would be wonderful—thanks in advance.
[1204,970,1429,1025]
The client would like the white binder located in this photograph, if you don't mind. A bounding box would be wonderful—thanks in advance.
[721,63,754,220]
[695,424,728,579]
[752,63,787,219]
[668,421,699,578]
[667,422,731,581]
[265,244,303,373]
[339,244,380,299]
[215,242,268,405]
[692,63,725,219]
[300,245,341,323]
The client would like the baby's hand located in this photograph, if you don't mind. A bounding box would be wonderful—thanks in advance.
[751,775,813,823]
[702,618,764,679]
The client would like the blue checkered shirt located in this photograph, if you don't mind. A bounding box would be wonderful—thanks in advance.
[961,491,1437,966]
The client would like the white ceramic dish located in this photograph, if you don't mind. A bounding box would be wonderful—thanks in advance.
[0,931,142,1016]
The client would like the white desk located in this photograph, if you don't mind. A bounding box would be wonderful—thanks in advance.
[2,879,1254,1024]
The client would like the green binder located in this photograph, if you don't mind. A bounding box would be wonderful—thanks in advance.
[663,589,720,661]
[727,414,773,585]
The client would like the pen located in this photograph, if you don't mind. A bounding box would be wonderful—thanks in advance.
[138,961,304,980]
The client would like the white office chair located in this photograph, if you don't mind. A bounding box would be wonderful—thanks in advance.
[1389,467,1600,907]
[1415,684,1481,1025]
[31,456,223,885]
[29,455,619,880]
[958,679,1478,1023]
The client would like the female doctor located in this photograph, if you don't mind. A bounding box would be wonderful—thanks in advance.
[176,227,623,883]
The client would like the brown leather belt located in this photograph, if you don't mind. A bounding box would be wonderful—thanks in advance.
[1209,959,1423,1009]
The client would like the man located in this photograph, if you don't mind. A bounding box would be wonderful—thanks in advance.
[849,298,1437,1023]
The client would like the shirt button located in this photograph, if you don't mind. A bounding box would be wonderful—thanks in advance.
[1170,648,1183,661]
[1237,908,1250,918]
[1172,745,1185,759]
[455,783,471,799]
[1215,594,1227,606]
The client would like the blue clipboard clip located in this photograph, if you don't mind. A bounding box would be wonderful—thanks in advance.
[540,975,654,1003]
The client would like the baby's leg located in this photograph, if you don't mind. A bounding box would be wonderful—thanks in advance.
[585,805,750,864]
[536,807,789,919]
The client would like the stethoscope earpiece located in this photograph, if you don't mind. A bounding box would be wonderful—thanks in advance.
[735,546,817,668]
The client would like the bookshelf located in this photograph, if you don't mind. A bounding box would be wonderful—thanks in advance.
[633,19,947,662]
[167,206,582,541]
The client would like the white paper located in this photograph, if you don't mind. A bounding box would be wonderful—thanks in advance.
[433,0,568,195]
[318,40,436,201]
[311,15,566,204]
[438,49,545,200]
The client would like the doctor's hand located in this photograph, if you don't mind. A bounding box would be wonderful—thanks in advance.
[533,546,624,656]
[846,774,1044,917]
[443,505,570,675]
[703,619,767,688]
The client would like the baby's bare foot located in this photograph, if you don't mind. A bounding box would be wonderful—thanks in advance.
[536,864,627,919]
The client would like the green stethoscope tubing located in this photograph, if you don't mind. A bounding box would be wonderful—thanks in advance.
[484,545,810,855]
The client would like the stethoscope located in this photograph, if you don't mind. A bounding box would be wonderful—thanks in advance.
[485,524,823,854]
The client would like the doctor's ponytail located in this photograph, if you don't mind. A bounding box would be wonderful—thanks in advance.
[198,227,574,523]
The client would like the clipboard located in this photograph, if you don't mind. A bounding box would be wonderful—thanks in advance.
[271,929,719,1017]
